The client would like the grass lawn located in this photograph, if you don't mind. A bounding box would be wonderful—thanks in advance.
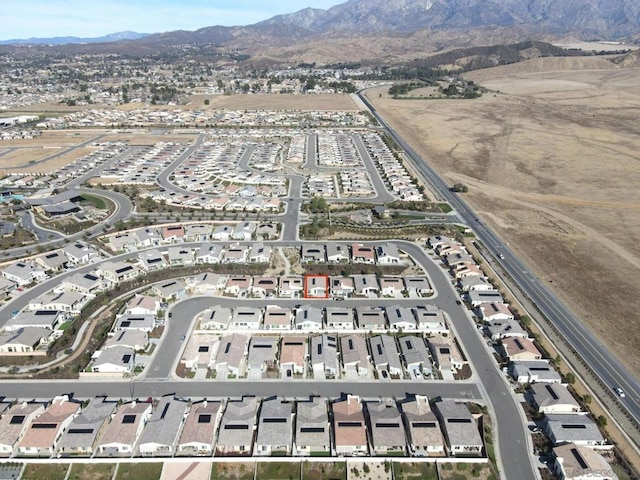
[81,193,112,211]
[393,462,437,480]
[438,203,453,213]
[68,463,116,480]
[21,464,69,480]
[256,462,300,480]
[302,461,347,480]
[115,463,163,480]
[210,462,255,480]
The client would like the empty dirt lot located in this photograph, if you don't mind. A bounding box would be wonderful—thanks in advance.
[365,57,640,375]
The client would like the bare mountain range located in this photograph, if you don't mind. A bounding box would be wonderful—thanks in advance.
[2,0,639,66]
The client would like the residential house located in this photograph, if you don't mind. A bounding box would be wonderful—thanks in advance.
[255,398,294,456]
[263,306,292,330]
[3,310,65,331]
[399,335,431,376]
[340,334,370,376]
[195,243,224,264]
[379,277,404,297]
[224,276,252,296]
[199,306,232,330]
[511,361,562,384]
[333,396,368,456]
[386,305,416,330]
[427,235,458,249]
[138,249,169,273]
[231,222,256,241]
[444,251,475,268]
[310,334,339,377]
[553,443,614,480]
[251,277,278,298]
[485,319,528,340]
[61,272,103,296]
[544,414,606,448]
[91,346,136,374]
[231,307,262,330]
[99,261,140,285]
[177,400,222,456]
[223,244,248,264]
[369,335,402,377]
[326,244,349,263]
[105,330,148,352]
[191,272,227,295]
[216,397,259,455]
[530,384,581,415]
[2,261,46,286]
[326,307,354,330]
[248,244,271,263]
[180,334,218,372]
[279,276,303,298]
[62,242,99,265]
[375,243,401,264]
[211,225,233,241]
[478,302,514,322]
[501,337,542,362]
[295,398,330,456]
[403,276,433,296]
[330,277,355,298]
[305,275,329,298]
[161,224,185,243]
[280,336,307,378]
[352,244,376,264]
[0,402,45,456]
[34,251,69,272]
[27,291,87,314]
[137,396,189,456]
[458,276,493,293]
[0,277,17,298]
[167,246,195,266]
[352,275,379,297]
[97,401,152,456]
[57,400,116,457]
[295,306,324,330]
[247,336,278,374]
[184,223,212,242]
[401,395,445,457]
[467,291,504,308]
[428,334,465,377]
[452,262,484,279]
[152,279,186,300]
[18,396,80,457]
[366,400,406,455]
[125,295,159,316]
[214,334,248,376]
[356,307,387,330]
[0,327,53,354]
[114,314,155,332]
[133,228,162,248]
[414,305,448,333]
[434,400,483,457]
[301,244,326,263]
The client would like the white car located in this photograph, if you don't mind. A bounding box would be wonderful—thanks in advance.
[615,387,626,398]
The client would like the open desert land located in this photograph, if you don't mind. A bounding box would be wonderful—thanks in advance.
[99,131,198,145]
[365,56,640,375]
[0,131,102,174]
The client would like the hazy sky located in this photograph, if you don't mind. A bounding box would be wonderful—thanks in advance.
[2,0,346,40]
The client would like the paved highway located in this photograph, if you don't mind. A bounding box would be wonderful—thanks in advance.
[358,90,640,440]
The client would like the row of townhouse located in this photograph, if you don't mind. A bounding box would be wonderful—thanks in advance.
[0,395,484,459]
[300,243,403,266]
[105,221,271,252]
[0,241,100,287]
[196,304,447,333]
[185,331,460,381]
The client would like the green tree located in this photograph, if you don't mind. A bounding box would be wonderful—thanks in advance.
[565,372,576,385]
[596,415,607,427]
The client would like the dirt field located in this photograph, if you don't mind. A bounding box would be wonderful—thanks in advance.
[202,93,359,111]
[365,58,640,375]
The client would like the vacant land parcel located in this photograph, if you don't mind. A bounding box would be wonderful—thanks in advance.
[366,57,640,374]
